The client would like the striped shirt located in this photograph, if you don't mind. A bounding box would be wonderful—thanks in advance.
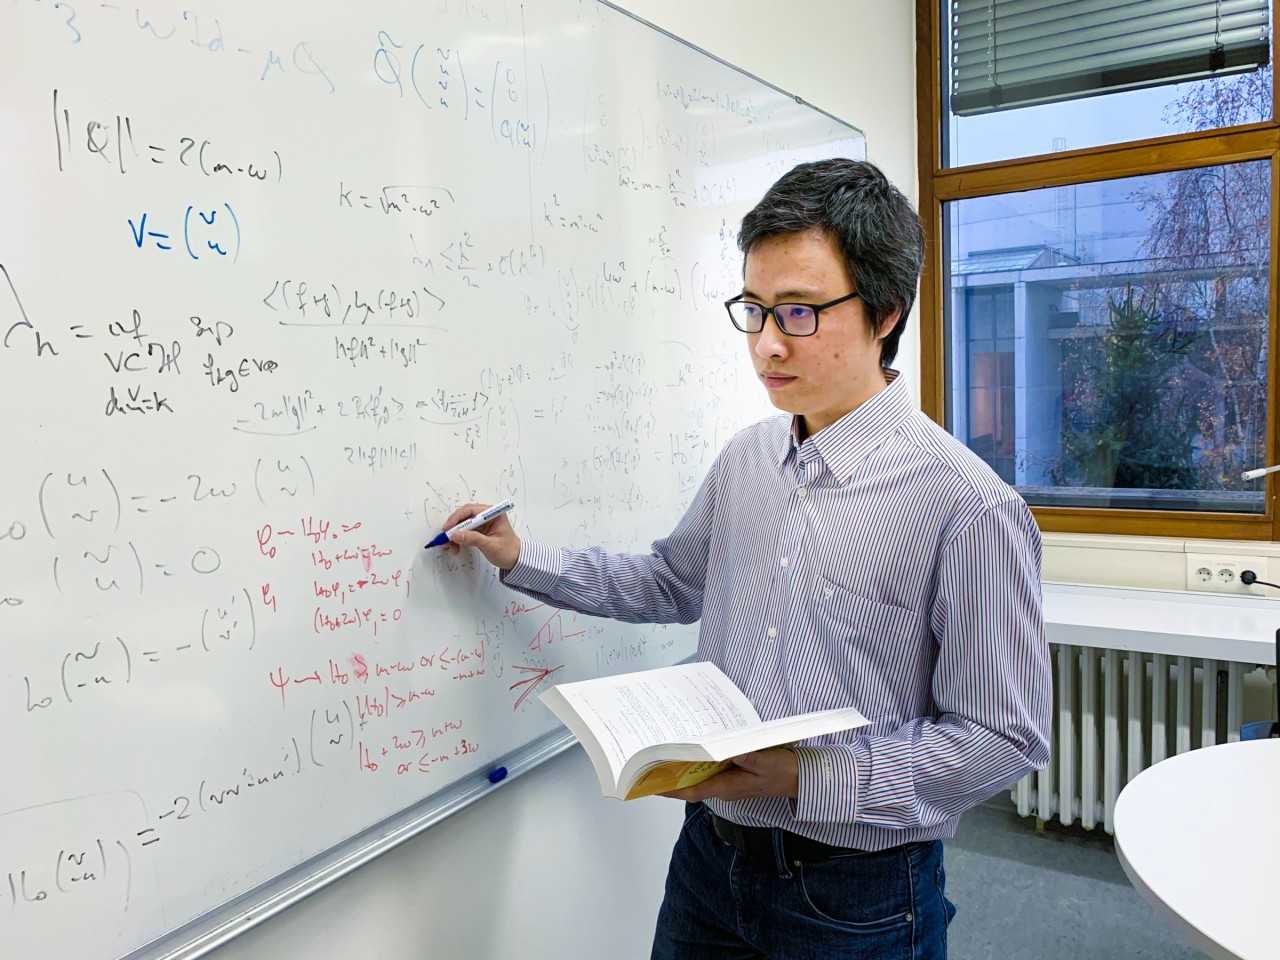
[504,371,1051,851]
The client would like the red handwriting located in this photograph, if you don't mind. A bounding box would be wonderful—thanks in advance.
[436,644,485,671]
[311,544,393,571]
[529,609,584,651]
[503,599,545,621]
[393,729,429,750]
[261,518,366,554]
[353,684,438,723]
[372,721,462,753]
[257,524,277,559]
[267,666,323,709]
[270,644,484,707]
[358,733,475,775]
[261,583,277,612]
[509,663,564,710]
[375,658,415,677]
[312,569,405,606]
[301,516,332,543]
[312,605,403,635]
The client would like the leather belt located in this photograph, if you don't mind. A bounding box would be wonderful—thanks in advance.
[709,810,857,864]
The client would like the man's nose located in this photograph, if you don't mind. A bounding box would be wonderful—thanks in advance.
[753,313,789,358]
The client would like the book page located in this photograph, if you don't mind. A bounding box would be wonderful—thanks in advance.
[623,759,733,800]
[554,662,760,779]
[696,706,871,755]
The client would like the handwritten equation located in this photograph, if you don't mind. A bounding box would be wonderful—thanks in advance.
[0,0,853,954]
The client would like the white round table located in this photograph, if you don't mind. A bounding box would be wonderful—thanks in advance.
[1114,738,1280,960]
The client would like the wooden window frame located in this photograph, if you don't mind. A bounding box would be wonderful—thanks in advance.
[916,0,1280,540]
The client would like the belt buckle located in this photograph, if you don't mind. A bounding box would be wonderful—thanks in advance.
[712,813,751,854]
[785,830,841,864]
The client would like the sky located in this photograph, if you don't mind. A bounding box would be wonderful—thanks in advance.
[948,78,1261,167]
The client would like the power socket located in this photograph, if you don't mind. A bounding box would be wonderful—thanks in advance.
[1185,554,1271,594]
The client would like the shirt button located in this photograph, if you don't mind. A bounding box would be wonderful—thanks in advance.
[796,487,807,498]
[767,627,777,638]
[780,557,789,567]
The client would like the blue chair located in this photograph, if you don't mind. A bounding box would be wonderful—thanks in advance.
[1241,627,1279,740]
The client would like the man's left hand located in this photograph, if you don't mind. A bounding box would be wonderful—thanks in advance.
[660,748,799,802]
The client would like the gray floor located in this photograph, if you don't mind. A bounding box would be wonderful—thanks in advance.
[944,799,1206,960]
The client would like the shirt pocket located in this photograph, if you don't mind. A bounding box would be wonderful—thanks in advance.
[789,576,922,715]
[815,576,919,639]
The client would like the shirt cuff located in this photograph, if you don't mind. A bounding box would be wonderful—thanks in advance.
[499,539,563,594]
[792,744,862,825]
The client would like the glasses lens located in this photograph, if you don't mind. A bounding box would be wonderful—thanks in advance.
[775,304,817,336]
[727,301,764,332]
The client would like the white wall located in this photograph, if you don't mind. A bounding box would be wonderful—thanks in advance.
[217,747,685,960]
[626,0,923,395]
[213,4,919,960]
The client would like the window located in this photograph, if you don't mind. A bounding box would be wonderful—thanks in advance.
[948,163,1271,512]
[918,0,1279,539]
[962,286,1017,483]
[947,0,1273,165]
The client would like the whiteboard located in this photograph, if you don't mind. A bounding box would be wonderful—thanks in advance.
[0,2,863,958]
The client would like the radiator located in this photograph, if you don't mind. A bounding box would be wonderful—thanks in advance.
[1012,644,1249,834]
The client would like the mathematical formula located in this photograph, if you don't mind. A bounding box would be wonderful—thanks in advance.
[0,1,857,956]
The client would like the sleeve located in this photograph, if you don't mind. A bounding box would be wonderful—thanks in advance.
[790,496,1052,828]
[498,450,722,626]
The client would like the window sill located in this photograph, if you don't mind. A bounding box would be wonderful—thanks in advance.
[1044,582,1277,665]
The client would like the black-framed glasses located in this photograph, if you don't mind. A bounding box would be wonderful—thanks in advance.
[724,292,860,337]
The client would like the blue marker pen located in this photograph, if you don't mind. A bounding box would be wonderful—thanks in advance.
[425,500,515,549]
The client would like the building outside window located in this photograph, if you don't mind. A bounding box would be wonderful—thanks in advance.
[960,283,1017,483]
[919,0,1277,537]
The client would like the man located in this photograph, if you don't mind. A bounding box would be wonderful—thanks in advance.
[443,158,1051,960]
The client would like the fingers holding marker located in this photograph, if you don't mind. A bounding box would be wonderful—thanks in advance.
[440,502,490,555]
[426,501,512,549]
[443,502,486,530]
[426,499,521,569]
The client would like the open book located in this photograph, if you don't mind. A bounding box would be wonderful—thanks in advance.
[540,661,870,800]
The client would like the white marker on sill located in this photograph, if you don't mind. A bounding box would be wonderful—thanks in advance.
[1241,464,1280,481]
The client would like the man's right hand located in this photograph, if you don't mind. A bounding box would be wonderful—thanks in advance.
[440,503,522,571]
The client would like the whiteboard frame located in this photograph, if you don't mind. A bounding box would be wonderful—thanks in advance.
[125,728,578,960]
[91,4,867,957]
[599,0,859,131]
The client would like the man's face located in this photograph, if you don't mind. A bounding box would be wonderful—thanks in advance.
[742,228,891,435]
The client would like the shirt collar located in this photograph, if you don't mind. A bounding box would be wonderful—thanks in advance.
[775,370,913,481]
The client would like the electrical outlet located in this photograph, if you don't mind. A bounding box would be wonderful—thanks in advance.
[1185,554,1271,594]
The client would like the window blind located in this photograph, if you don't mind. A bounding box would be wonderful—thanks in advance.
[951,0,1271,116]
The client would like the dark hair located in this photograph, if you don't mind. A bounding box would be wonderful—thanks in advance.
[738,158,924,367]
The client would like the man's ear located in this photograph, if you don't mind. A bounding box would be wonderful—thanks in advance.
[875,307,903,341]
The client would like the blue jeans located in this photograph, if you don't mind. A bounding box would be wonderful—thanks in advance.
[651,804,955,960]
